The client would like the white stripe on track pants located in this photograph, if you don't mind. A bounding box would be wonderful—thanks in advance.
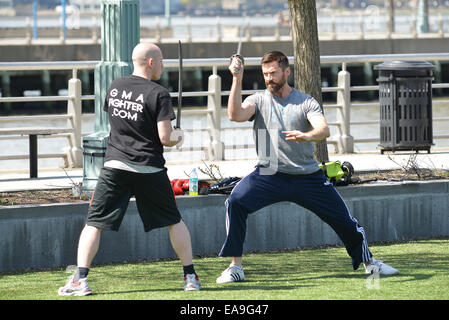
[218,167,372,270]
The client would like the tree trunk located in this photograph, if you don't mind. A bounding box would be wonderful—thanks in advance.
[288,0,329,162]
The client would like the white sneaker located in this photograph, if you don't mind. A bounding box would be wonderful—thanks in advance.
[183,273,201,291]
[365,258,399,275]
[216,265,244,284]
[58,275,92,296]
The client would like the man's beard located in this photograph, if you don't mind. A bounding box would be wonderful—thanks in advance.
[266,77,286,94]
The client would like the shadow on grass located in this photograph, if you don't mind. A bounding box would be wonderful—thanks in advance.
[103,283,315,296]
[99,271,431,297]
[54,239,449,298]
[249,272,432,284]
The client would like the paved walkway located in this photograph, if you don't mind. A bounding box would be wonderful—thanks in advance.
[1,150,449,193]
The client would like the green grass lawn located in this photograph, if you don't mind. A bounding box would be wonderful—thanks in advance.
[1,238,448,300]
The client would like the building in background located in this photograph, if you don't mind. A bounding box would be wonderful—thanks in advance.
[69,0,101,12]
[0,0,14,15]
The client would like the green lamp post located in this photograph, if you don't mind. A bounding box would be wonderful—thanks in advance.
[82,0,140,193]
[417,0,429,34]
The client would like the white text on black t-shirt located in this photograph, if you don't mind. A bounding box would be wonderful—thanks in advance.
[108,88,145,121]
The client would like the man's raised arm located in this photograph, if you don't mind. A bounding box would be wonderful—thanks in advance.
[227,56,255,122]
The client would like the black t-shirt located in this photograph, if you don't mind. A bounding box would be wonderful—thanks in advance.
[103,75,176,168]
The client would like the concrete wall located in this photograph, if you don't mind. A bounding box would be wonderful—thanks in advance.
[2,37,449,62]
[1,180,448,272]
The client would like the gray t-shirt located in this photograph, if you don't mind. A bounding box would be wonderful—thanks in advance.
[244,88,323,175]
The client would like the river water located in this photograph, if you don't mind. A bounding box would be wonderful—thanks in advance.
[1,100,448,171]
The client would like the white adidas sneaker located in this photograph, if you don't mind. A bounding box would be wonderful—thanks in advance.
[216,265,245,284]
[365,258,399,275]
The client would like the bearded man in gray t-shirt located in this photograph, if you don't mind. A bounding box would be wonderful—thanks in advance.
[216,51,399,284]
[246,84,323,176]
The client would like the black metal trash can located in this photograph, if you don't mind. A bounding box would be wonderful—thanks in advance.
[374,60,435,153]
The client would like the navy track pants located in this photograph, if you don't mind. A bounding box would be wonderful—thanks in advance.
[218,167,372,270]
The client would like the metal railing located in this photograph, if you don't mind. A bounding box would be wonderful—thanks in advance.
[0,12,448,44]
[0,52,449,169]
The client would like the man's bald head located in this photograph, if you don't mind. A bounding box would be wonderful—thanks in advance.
[132,43,161,67]
[132,43,163,80]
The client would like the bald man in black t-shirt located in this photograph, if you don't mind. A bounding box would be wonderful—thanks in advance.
[58,43,201,296]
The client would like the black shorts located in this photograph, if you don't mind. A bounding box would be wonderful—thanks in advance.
[86,167,181,232]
